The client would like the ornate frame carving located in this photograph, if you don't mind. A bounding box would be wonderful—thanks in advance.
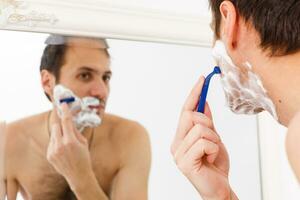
[0,0,212,47]
[0,0,58,27]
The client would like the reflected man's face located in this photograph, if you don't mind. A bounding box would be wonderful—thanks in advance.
[56,40,111,118]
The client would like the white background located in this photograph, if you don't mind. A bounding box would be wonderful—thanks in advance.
[0,30,262,200]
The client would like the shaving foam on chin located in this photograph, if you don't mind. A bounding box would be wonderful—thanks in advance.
[53,85,102,132]
[212,40,278,120]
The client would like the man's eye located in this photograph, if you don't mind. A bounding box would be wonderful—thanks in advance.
[103,75,111,83]
[79,72,92,81]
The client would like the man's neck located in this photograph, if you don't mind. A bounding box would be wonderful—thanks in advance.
[250,50,300,126]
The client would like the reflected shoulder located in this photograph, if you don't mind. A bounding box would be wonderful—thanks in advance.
[5,112,49,153]
[102,113,149,137]
[100,113,150,149]
[6,111,48,136]
[101,113,151,168]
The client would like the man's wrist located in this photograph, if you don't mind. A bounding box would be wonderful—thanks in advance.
[201,186,236,200]
[70,171,108,200]
[70,170,96,193]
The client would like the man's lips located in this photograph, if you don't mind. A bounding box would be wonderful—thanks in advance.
[88,104,105,110]
[89,105,99,109]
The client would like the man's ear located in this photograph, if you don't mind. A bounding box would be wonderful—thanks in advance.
[219,1,238,51]
[41,70,56,99]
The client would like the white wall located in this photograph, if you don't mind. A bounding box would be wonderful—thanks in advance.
[258,113,300,200]
[0,30,262,199]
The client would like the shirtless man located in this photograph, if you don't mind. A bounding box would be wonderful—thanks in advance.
[3,36,151,200]
[171,0,300,199]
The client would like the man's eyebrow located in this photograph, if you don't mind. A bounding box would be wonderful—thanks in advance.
[104,70,112,75]
[78,66,112,75]
[78,66,97,72]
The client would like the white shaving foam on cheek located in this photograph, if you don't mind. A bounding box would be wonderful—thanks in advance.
[212,40,278,120]
[53,85,102,132]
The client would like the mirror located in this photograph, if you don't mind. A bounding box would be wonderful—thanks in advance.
[0,29,262,200]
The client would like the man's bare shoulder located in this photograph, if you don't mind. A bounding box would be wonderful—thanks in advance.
[98,113,151,168]
[99,113,150,150]
[5,112,49,155]
[102,113,148,135]
[6,112,48,137]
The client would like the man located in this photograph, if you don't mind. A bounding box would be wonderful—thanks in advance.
[171,0,300,199]
[3,35,151,200]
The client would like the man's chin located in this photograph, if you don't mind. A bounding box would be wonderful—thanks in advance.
[98,110,105,118]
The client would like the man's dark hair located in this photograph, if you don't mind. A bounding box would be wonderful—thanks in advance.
[40,44,67,100]
[209,0,300,56]
[40,40,110,101]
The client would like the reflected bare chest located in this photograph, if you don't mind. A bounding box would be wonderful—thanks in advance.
[16,145,119,200]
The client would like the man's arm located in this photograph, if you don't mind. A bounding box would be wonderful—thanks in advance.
[47,104,109,200]
[171,77,237,200]
[0,122,6,200]
[110,122,151,200]
[71,171,109,200]
[1,123,18,200]
[286,111,300,182]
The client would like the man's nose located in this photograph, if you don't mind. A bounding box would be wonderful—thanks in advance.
[90,81,108,99]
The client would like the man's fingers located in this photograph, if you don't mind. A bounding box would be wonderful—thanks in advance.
[51,123,62,145]
[175,138,219,174]
[173,124,220,160]
[179,111,215,135]
[186,139,219,164]
[74,128,87,145]
[192,139,219,165]
[52,107,61,124]
[172,76,216,154]
[204,102,213,121]
[47,123,62,160]
[171,111,215,153]
[60,103,76,141]
[183,76,205,112]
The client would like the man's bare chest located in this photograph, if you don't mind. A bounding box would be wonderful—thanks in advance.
[16,145,119,200]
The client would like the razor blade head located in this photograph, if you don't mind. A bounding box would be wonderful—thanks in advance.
[59,97,75,104]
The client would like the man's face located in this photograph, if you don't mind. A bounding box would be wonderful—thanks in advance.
[209,9,278,119]
[55,42,111,118]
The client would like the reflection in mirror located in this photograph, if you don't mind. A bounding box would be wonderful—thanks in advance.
[1,31,151,200]
[0,30,262,200]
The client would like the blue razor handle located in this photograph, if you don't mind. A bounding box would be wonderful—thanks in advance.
[197,66,221,113]
[59,97,75,104]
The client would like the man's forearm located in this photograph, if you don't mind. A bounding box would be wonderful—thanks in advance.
[70,171,109,200]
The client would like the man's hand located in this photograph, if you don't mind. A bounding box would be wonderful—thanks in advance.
[171,76,236,200]
[47,103,92,190]
[47,103,108,200]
